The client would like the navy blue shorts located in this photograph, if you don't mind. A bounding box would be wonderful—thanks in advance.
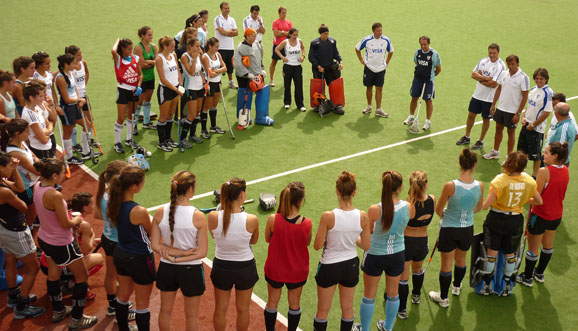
[59,103,82,125]
[468,97,492,119]
[361,251,405,277]
[410,78,435,100]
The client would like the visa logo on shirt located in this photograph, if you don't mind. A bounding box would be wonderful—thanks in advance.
[371,49,384,54]
[168,66,178,72]
[418,60,429,66]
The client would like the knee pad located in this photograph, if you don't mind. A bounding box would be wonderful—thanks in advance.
[484,256,496,274]
[328,77,345,107]
[310,78,325,107]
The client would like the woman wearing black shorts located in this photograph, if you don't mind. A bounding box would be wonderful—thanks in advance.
[151,170,208,331]
[398,170,436,318]
[107,165,153,331]
[33,158,97,329]
[201,37,228,141]
[0,152,44,319]
[134,26,158,133]
[313,171,370,331]
[208,178,259,331]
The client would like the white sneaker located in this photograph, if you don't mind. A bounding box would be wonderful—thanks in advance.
[284,104,290,109]
[483,149,500,160]
[300,107,307,112]
[228,81,238,89]
[423,120,431,130]
[375,108,389,118]
[452,285,461,296]
[362,105,372,114]
[403,115,415,125]
[269,80,275,87]
[428,291,449,308]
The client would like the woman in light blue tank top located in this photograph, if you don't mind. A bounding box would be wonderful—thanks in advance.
[360,170,415,331]
[428,148,484,308]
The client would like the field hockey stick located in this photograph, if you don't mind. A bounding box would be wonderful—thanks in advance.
[409,84,426,134]
[423,219,442,275]
[218,82,235,139]
[177,93,184,152]
[79,103,98,165]
[56,118,71,179]
[237,88,250,130]
[85,96,104,155]
[199,198,254,213]
[130,102,138,153]
[516,205,533,271]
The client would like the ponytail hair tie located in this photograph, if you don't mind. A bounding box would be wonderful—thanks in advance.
[172,180,178,185]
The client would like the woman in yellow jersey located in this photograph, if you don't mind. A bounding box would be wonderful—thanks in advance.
[480,151,542,295]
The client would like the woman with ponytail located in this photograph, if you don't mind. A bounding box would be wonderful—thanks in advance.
[518,142,569,286]
[208,178,259,331]
[358,170,415,331]
[134,27,158,133]
[428,148,483,307]
[33,158,97,329]
[54,53,92,165]
[94,160,136,318]
[263,182,311,331]
[12,56,35,116]
[155,36,183,152]
[396,171,436,318]
[151,171,208,331]
[111,38,143,154]
[313,171,370,331]
[107,165,153,331]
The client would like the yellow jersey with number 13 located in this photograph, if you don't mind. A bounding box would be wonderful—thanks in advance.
[490,173,537,214]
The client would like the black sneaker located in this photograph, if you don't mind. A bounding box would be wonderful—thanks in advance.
[7,294,38,309]
[472,140,484,150]
[157,142,173,152]
[189,135,204,144]
[125,139,140,148]
[456,136,470,145]
[14,305,45,319]
[166,138,179,148]
[81,152,92,160]
[180,140,193,149]
[114,142,125,154]
[73,144,82,153]
[67,156,84,165]
[333,105,345,115]
[201,130,211,139]
[142,122,157,130]
[210,126,226,134]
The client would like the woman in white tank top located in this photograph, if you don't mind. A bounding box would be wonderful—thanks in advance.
[313,171,370,331]
[151,171,208,331]
[201,37,228,138]
[32,52,54,103]
[0,70,17,122]
[208,178,259,331]
[20,81,53,158]
[275,28,306,111]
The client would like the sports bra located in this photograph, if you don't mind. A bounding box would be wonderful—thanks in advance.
[407,195,434,227]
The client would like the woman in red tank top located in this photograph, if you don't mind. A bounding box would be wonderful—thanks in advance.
[263,182,311,331]
[518,142,570,286]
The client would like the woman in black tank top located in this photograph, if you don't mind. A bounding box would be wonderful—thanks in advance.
[397,170,436,319]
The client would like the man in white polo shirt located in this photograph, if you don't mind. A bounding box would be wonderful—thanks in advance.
[214,2,239,89]
[456,43,505,150]
[243,5,265,48]
[483,54,529,159]
[355,22,394,118]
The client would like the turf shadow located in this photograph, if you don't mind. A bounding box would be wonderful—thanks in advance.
[344,114,385,138]
[295,109,342,134]
[520,282,562,330]
[466,291,521,331]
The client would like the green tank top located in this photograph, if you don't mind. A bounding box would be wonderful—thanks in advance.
[139,42,156,82]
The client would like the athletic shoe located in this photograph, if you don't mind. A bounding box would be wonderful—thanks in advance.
[68,314,98,330]
[501,282,512,296]
[201,130,211,139]
[411,294,421,304]
[166,138,179,148]
[90,139,99,148]
[180,140,193,149]
[403,115,415,125]
[81,152,93,160]
[452,285,462,296]
[516,274,534,287]
[423,120,431,131]
[397,309,408,319]
[472,140,484,150]
[362,105,372,114]
[107,302,134,316]
[333,105,345,115]
[533,271,545,283]
[7,294,37,309]
[228,81,238,89]
[210,126,226,134]
[428,291,449,308]
[114,143,125,154]
[189,135,204,144]
[52,306,72,323]
[482,282,492,296]
[375,108,389,118]
[300,107,307,112]
[142,122,157,130]
[67,156,84,165]
[127,325,138,331]
[456,136,470,145]
[269,80,275,87]
[376,319,391,331]
[284,104,290,109]
[73,144,83,153]
[14,305,45,319]
[125,139,140,148]
[351,323,362,331]
[132,124,139,136]
[157,142,173,152]
[483,149,500,160]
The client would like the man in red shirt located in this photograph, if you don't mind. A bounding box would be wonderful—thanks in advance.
[270,6,292,87]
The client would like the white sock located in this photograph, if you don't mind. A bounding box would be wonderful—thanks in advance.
[81,132,90,154]
[114,122,123,144]
[63,139,73,159]
[126,120,133,141]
